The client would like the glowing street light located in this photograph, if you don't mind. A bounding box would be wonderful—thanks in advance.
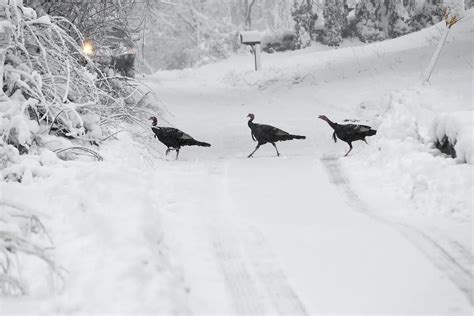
[82,40,94,56]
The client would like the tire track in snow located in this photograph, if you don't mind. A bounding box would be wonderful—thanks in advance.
[242,226,309,314]
[321,155,473,305]
[208,163,308,315]
[208,163,268,314]
[211,226,267,314]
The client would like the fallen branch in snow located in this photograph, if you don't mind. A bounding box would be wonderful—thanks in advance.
[54,146,103,161]
[0,201,63,296]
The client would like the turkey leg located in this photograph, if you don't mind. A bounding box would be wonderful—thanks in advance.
[344,143,353,157]
[248,144,261,158]
[271,142,280,157]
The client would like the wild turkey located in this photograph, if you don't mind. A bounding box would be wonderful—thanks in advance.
[318,115,376,156]
[149,116,211,159]
[247,113,306,158]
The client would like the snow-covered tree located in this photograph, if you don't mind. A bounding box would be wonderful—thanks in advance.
[27,0,141,76]
[354,0,388,42]
[291,0,318,49]
[409,0,445,31]
[387,0,412,38]
[261,0,293,31]
[321,0,347,47]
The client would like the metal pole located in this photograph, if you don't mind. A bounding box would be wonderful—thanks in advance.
[255,43,261,71]
[252,45,257,71]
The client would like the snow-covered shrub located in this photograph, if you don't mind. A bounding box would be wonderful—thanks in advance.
[0,2,158,160]
[0,141,19,171]
[261,30,296,53]
[354,0,389,42]
[408,0,444,31]
[357,90,472,219]
[28,0,139,77]
[0,2,159,297]
[0,199,63,296]
[387,0,412,38]
[321,0,346,47]
[291,0,318,49]
[431,112,473,164]
[354,0,414,42]
[0,142,64,295]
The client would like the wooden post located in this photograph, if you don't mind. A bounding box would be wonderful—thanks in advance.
[424,11,460,83]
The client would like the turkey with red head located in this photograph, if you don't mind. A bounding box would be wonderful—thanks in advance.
[318,115,376,157]
[149,116,211,159]
[247,113,306,158]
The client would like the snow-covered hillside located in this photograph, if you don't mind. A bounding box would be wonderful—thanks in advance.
[2,9,472,315]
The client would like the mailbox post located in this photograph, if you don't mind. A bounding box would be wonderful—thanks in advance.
[240,31,262,71]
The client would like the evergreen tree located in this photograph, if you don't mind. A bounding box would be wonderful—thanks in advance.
[291,0,318,49]
[408,0,444,31]
[321,0,347,47]
[354,0,388,42]
[386,0,412,38]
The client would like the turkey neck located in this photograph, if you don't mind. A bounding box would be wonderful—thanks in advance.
[323,117,338,130]
[151,119,158,127]
[248,117,255,129]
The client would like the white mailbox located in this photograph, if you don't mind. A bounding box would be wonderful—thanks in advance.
[240,31,262,45]
[240,31,262,71]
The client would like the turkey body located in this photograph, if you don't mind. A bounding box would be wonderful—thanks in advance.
[247,113,306,158]
[150,117,210,159]
[318,115,376,156]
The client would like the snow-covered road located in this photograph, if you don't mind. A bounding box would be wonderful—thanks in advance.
[145,71,471,313]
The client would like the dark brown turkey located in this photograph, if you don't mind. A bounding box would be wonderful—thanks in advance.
[150,116,210,159]
[247,113,306,158]
[318,115,376,156]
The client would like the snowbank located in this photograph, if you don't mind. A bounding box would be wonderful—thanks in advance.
[1,133,188,313]
[431,111,473,164]
[347,89,472,220]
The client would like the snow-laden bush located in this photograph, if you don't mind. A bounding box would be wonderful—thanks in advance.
[358,90,472,219]
[291,0,318,49]
[321,0,346,47]
[0,1,158,297]
[261,30,296,53]
[0,198,63,296]
[431,112,473,164]
[0,2,157,159]
[354,0,389,43]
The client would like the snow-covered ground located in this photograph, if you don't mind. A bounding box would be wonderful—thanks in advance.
[2,10,472,315]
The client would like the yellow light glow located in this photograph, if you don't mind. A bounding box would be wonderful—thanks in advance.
[83,41,94,56]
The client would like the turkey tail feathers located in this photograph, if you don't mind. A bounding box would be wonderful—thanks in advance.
[367,129,377,136]
[277,134,306,141]
[195,141,211,147]
[289,134,306,140]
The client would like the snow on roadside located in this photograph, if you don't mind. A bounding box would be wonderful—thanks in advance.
[1,132,189,314]
[432,111,473,164]
[341,11,472,223]
[346,88,472,221]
